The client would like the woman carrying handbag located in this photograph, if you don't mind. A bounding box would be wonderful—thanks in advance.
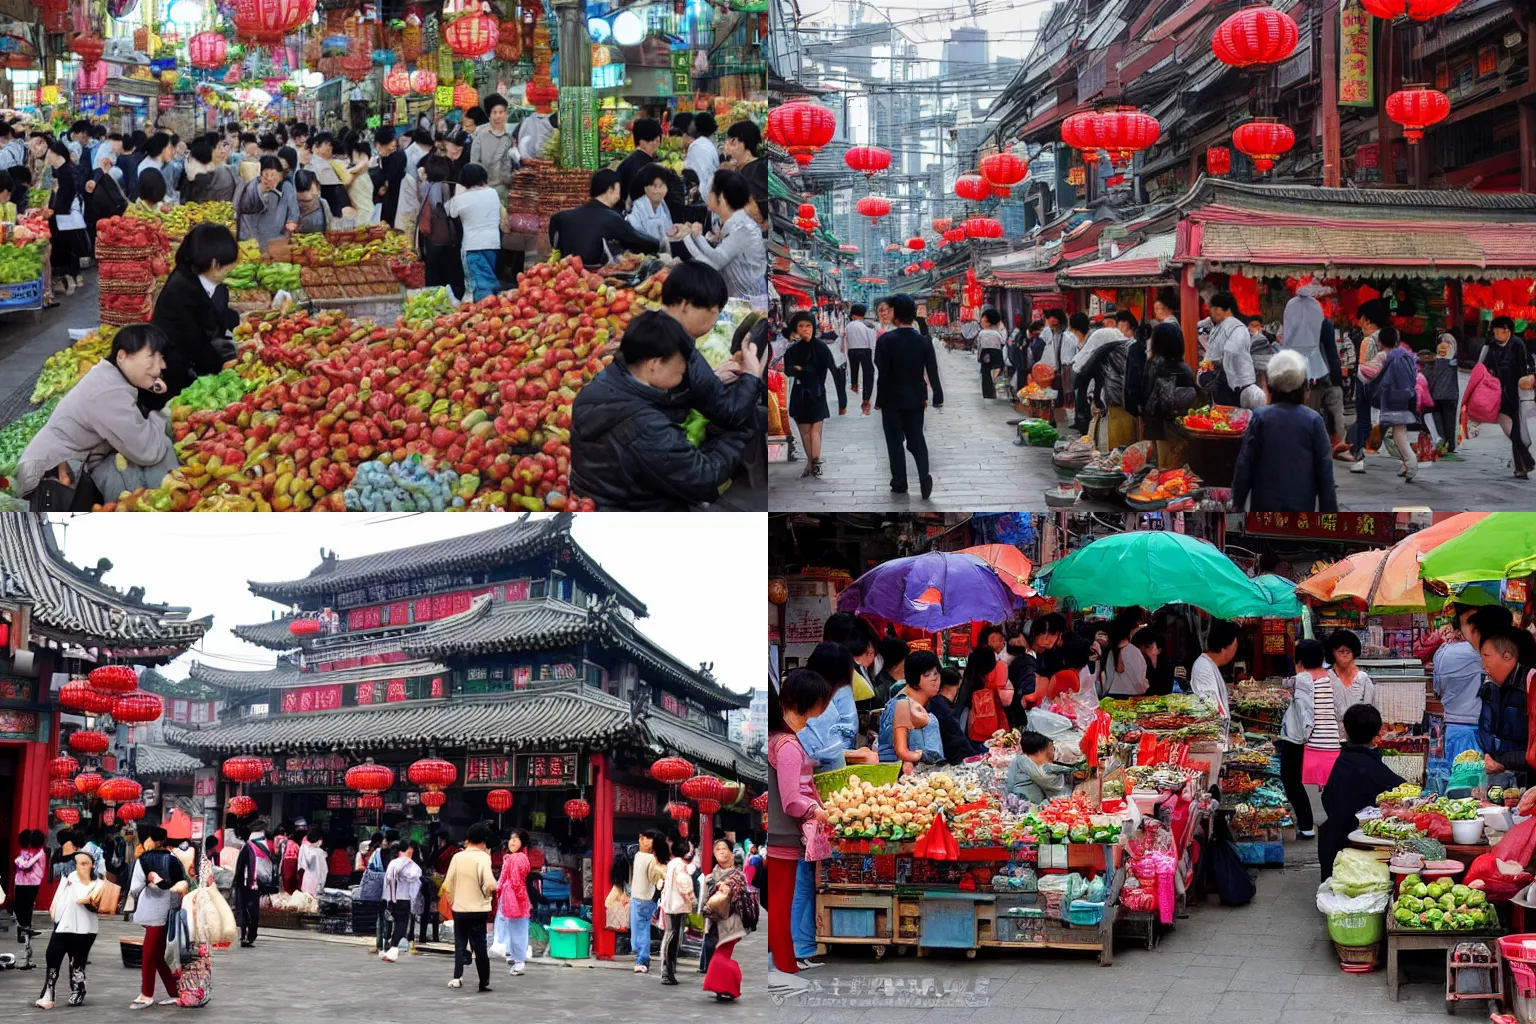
[35,850,102,1008]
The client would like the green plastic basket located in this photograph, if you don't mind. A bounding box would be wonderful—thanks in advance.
[1327,911,1385,947]
[814,762,901,800]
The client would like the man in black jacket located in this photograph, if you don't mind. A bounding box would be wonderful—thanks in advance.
[1319,704,1403,882]
[548,169,662,269]
[376,128,406,226]
[873,294,943,498]
[616,117,664,210]
[233,821,277,947]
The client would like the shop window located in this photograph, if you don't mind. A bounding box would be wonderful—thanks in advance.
[551,573,573,603]
[530,578,548,600]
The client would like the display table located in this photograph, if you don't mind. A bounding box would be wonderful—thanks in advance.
[1384,914,1504,1001]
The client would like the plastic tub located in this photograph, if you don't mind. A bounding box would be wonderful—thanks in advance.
[1066,900,1104,927]
[548,916,592,959]
[1327,911,1385,947]
[1450,818,1485,844]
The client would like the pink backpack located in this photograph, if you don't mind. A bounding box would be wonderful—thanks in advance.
[1464,349,1503,424]
[1415,371,1433,413]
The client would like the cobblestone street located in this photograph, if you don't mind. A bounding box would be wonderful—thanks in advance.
[770,341,1530,511]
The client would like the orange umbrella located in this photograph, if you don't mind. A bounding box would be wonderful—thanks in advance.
[1329,512,1490,611]
[1297,549,1384,604]
[957,544,1036,599]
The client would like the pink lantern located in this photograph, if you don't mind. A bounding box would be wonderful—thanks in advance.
[410,69,437,94]
[189,32,229,70]
[443,13,498,59]
[76,62,107,93]
[384,69,411,97]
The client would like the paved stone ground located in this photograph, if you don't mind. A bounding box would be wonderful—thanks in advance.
[0,276,101,426]
[770,341,1532,511]
[0,915,765,1022]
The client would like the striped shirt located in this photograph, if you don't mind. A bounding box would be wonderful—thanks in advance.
[1308,671,1341,749]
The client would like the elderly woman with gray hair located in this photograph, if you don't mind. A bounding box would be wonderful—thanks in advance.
[1230,349,1339,512]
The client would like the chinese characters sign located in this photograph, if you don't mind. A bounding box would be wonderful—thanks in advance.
[280,684,343,714]
[613,784,657,817]
[515,752,579,788]
[465,755,513,787]
[260,754,348,789]
[659,692,690,718]
[1261,618,1288,655]
[1244,512,1396,542]
[1340,4,1374,107]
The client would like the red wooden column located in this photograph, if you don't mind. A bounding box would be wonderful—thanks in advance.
[591,753,615,960]
[1180,268,1200,369]
[700,808,713,865]
[1523,18,1536,192]
[1321,1,1342,187]
[17,737,53,904]
[1377,20,1398,186]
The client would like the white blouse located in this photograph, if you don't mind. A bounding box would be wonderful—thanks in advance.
[626,197,674,246]
[51,873,102,935]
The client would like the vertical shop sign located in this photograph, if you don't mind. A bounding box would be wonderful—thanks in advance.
[1340,4,1374,107]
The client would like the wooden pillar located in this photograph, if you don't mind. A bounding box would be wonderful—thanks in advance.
[1448,278,1464,339]
[590,753,615,960]
[700,808,714,871]
[1180,267,1200,368]
[1524,22,1536,192]
[1377,20,1397,186]
[1321,2,1342,187]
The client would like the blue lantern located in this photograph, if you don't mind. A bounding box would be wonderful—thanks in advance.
[373,49,395,66]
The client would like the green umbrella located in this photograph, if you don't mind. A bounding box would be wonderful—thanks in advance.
[1245,574,1305,619]
[1418,512,1536,586]
[1044,531,1283,619]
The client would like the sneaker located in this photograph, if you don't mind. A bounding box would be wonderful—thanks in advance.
[1297,830,1316,840]
[383,947,399,963]
[796,958,824,971]
[511,963,525,976]
[1349,460,1367,473]
[448,979,462,989]
[659,976,679,986]
[634,964,649,974]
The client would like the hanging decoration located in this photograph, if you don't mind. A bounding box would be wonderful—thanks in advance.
[1232,119,1296,172]
[964,217,1004,239]
[54,807,80,826]
[421,791,447,815]
[49,755,80,780]
[288,618,320,636]
[1360,0,1462,19]
[117,801,147,823]
[1211,7,1300,68]
[189,32,229,70]
[954,174,989,202]
[60,681,115,715]
[69,35,107,72]
[67,730,110,756]
[88,665,137,694]
[563,798,591,820]
[74,772,104,796]
[232,0,315,47]
[49,779,75,800]
[453,82,478,109]
[345,759,395,795]
[384,68,411,97]
[907,237,926,251]
[1206,146,1232,176]
[358,794,384,811]
[443,11,499,59]
[932,217,952,234]
[844,145,892,178]
[341,52,373,82]
[97,777,143,806]
[980,151,1028,192]
[486,789,513,814]
[228,794,258,817]
[766,101,836,167]
[410,67,438,93]
[222,756,266,784]
[1385,86,1450,143]
[112,692,163,724]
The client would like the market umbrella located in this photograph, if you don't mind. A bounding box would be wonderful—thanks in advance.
[1296,549,1387,604]
[1246,574,1305,619]
[1043,531,1276,620]
[1419,512,1536,586]
[956,544,1036,599]
[836,551,1020,631]
[1328,512,1490,611]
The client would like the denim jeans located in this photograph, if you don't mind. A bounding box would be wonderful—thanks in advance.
[792,858,817,958]
[464,249,500,301]
[629,897,658,966]
[494,913,529,964]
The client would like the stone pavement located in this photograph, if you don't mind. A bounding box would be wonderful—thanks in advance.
[0,915,765,1023]
[0,275,101,427]
[770,340,1532,511]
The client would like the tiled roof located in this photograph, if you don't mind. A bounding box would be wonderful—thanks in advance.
[134,743,202,780]
[606,614,750,711]
[186,657,449,693]
[0,515,208,652]
[166,682,644,755]
[399,595,595,657]
[186,660,302,693]
[645,714,766,784]
[231,615,302,651]
[247,514,646,615]
[1179,177,1536,217]
[1060,233,1177,286]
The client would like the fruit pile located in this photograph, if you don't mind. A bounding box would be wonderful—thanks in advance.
[402,287,457,328]
[31,328,116,405]
[1126,467,1200,503]
[96,254,640,511]
[97,215,170,253]
[225,262,301,294]
[1178,405,1250,435]
[1393,877,1493,931]
[346,454,466,511]
[124,201,235,247]
[288,230,414,267]
[168,370,256,420]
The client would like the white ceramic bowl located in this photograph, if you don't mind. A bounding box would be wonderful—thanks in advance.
[1451,818,1486,844]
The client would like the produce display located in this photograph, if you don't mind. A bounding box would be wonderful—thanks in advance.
[1100,694,1218,731]
[1125,467,1201,504]
[1019,418,1058,446]
[1178,405,1249,435]
[1488,785,1523,806]
[1361,817,1421,840]
[167,370,257,419]
[1393,877,1494,931]
[1378,783,1425,802]
[822,771,974,841]
[31,328,116,405]
[0,398,59,488]
[0,240,44,283]
[345,453,469,511]
[124,201,235,247]
[287,228,413,266]
[96,215,171,256]
[402,287,458,328]
[1425,796,1480,822]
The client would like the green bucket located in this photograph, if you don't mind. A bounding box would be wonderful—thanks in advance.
[548,916,592,959]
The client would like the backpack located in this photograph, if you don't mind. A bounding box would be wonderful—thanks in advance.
[250,839,278,893]
[418,181,462,247]
[1465,345,1504,424]
[234,176,267,218]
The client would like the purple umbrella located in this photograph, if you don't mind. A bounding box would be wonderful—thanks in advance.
[836,551,1021,630]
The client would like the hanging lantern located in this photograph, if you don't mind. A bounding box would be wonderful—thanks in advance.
[921,259,936,271]
[117,801,147,823]
[945,227,967,244]
[907,237,926,251]
[49,778,75,800]
[407,757,457,790]
[222,756,266,784]
[1232,119,1296,172]
[443,13,498,58]
[563,798,591,820]
[768,577,788,605]
[525,80,559,111]
[74,772,104,796]
[681,775,726,803]
[453,82,478,109]
[954,174,989,202]
[97,777,143,805]
[54,807,80,826]
[410,68,438,94]
[1061,111,1100,163]
[346,760,395,794]
[1386,86,1451,143]
[649,756,695,785]
[228,794,258,817]
[68,730,110,756]
[486,789,513,814]
[60,681,115,715]
[855,195,891,223]
[421,790,447,815]
[1211,7,1299,68]
[341,52,373,82]
[88,665,137,694]
[77,62,108,94]
[1094,108,1161,162]
[49,755,80,779]
[844,145,892,178]
[358,794,384,810]
[384,68,411,97]
[750,792,769,812]
[696,798,721,815]
[232,0,314,47]
[188,32,228,70]
[677,821,689,838]
[981,151,1029,190]
[766,101,835,167]
[112,692,162,724]
[964,217,1004,239]
[1206,146,1232,176]
[666,801,691,822]
[794,218,817,232]
[288,618,320,636]
[69,34,107,72]
[932,217,953,234]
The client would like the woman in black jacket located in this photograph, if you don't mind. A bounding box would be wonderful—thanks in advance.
[148,223,240,409]
[1141,322,1201,470]
[45,141,88,295]
[782,312,834,479]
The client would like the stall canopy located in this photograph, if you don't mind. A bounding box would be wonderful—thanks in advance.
[836,551,1021,630]
[1295,512,1489,612]
[1419,512,1536,585]
[956,545,1037,599]
[1058,233,1176,288]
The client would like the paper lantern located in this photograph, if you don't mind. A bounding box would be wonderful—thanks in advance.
[454,82,478,109]
[69,34,106,72]
[189,32,228,69]
[49,755,80,780]
[228,794,257,817]
[666,801,691,821]
[487,789,513,813]
[74,772,103,796]
[1206,146,1232,176]
[117,801,147,823]
[113,692,162,724]
[60,681,114,715]
[855,195,891,223]
[345,760,395,794]
[1062,112,1100,162]
[49,778,75,799]
[907,237,926,251]
[443,13,498,58]
[76,62,107,93]
[767,101,835,167]
[680,775,726,802]
[1386,87,1451,143]
[289,618,320,635]
[384,69,411,97]
[435,85,454,108]
[954,174,989,202]
[421,790,447,815]
[232,0,314,46]
[97,777,142,805]
[750,792,769,811]
[88,665,137,694]
[844,145,891,178]
[677,821,689,838]
[407,757,456,790]
[1094,108,1161,164]
[410,68,437,94]
[981,151,1029,189]
[222,756,266,784]
[1232,119,1296,172]
[696,798,721,815]
[525,80,559,111]
[1212,7,1299,68]
[932,217,952,234]
[358,794,384,810]
[341,52,372,82]
[921,259,936,270]
[964,217,1004,239]
[563,798,591,820]
[54,807,80,826]
[68,730,110,756]
[649,756,694,785]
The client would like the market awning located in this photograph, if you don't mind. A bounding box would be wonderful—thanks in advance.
[773,274,814,303]
[1060,232,1176,287]
[993,270,1062,290]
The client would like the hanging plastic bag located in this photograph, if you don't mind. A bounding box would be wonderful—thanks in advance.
[1316,881,1390,916]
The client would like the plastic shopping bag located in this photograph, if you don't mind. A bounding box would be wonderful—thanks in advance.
[1316,881,1390,916]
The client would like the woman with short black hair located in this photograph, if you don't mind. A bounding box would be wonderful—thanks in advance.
[681,168,767,307]
[45,139,87,294]
[149,222,240,407]
[783,311,832,479]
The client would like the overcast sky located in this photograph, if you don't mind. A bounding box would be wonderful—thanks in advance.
[48,514,764,696]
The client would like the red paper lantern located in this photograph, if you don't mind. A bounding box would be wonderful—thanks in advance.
[232,0,314,46]
[410,69,437,94]
[421,790,447,814]
[54,807,80,826]
[680,775,725,802]
[1386,87,1451,143]
[954,174,989,202]
[454,83,478,110]
[750,792,769,812]
[855,196,891,223]
[68,730,110,756]
[345,760,395,794]
[932,217,952,234]
[189,32,228,69]
[1206,146,1232,176]
[223,756,266,784]
[794,218,817,232]
[1212,7,1299,68]
[341,52,373,83]
[49,755,79,779]
[906,237,926,251]
[487,789,513,813]
[74,772,103,796]
[112,692,162,724]
[921,259,936,271]
[1095,108,1161,162]
[88,665,137,694]
[1362,0,1462,19]
[696,798,721,815]
[407,757,456,790]
[981,151,1029,189]
[97,777,142,805]
[767,101,835,167]
[844,145,891,177]
[117,801,147,823]
[444,13,499,58]
[288,618,320,636]
[525,81,559,111]
[964,217,1004,239]
[49,779,75,800]
[1232,119,1296,172]
[61,680,115,715]
[945,227,967,244]
[666,801,691,821]
[69,34,106,72]
[563,798,591,820]
[228,794,258,817]
[649,756,695,785]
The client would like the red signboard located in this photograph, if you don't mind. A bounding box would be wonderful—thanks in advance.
[430,677,445,698]
[280,684,344,714]
[660,692,689,718]
[1244,512,1396,543]
[465,755,513,786]
[386,679,406,702]
[947,630,972,658]
[613,784,657,817]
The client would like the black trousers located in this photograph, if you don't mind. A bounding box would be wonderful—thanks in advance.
[881,407,929,490]
[40,931,94,1003]
[700,928,718,972]
[418,876,439,943]
[422,241,465,300]
[385,898,412,951]
[661,911,686,980]
[1432,398,1458,452]
[13,883,38,930]
[453,909,489,986]
[235,887,261,944]
[829,364,847,412]
[979,349,1004,399]
[1277,740,1315,833]
[1509,408,1536,473]
[848,350,874,394]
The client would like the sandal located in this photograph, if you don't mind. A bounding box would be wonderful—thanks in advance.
[811,458,823,478]
[799,463,813,478]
